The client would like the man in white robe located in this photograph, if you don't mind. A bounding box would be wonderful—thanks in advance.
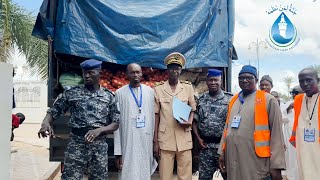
[281,86,303,180]
[114,63,157,180]
[289,68,320,180]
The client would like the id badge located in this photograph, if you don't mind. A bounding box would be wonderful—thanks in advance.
[304,128,315,142]
[231,115,241,128]
[136,113,145,128]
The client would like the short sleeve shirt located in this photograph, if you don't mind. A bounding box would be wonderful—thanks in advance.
[47,85,120,128]
[196,90,232,137]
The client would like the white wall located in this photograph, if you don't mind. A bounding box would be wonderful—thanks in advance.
[0,63,12,179]
[12,80,48,124]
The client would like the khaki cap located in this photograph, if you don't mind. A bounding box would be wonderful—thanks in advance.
[164,52,186,67]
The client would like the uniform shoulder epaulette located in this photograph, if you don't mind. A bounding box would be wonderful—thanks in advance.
[103,87,115,95]
[154,81,164,87]
[223,91,233,97]
[198,91,208,99]
[65,85,81,92]
[180,80,192,85]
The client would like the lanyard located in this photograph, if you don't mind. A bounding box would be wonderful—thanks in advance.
[238,91,245,104]
[238,90,257,104]
[305,93,319,125]
[236,91,245,114]
[129,85,142,113]
[237,90,256,114]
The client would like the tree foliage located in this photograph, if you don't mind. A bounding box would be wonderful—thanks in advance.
[311,64,320,75]
[283,76,294,98]
[0,0,48,79]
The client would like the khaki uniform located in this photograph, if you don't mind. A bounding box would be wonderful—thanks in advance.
[155,80,197,180]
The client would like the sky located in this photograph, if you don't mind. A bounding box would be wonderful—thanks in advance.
[11,0,42,80]
[231,0,320,94]
[13,0,42,15]
[11,0,320,94]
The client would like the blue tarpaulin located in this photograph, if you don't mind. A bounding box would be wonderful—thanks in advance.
[33,0,236,69]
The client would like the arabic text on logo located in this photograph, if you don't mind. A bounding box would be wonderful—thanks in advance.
[265,4,300,51]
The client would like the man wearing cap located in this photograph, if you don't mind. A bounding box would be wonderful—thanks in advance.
[281,85,303,180]
[192,69,232,180]
[271,91,280,105]
[38,59,120,180]
[154,52,197,180]
[285,86,304,116]
[260,75,273,93]
[218,65,285,180]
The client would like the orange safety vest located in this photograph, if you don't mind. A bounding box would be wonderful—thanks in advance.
[289,94,320,147]
[222,90,271,157]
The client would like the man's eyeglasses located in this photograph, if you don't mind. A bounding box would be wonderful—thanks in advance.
[238,76,255,81]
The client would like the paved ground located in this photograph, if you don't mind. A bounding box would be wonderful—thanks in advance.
[10,123,289,180]
[10,123,59,180]
[53,171,200,180]
[11,124,199,180]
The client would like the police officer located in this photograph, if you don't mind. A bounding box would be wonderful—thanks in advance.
[154,52,197,180]
[38,59,120,180]
[192,69,231,180]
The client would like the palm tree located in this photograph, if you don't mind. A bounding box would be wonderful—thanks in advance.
[311,65,320,75]
[283,76,294,98]
[0,0,48,79]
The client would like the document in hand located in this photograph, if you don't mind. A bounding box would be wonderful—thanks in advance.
[172,96,192,123]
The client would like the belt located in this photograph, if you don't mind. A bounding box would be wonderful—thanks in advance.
[200,135,222,144]
[71,127,93,137]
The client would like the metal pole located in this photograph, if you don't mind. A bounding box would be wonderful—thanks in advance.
[248,38,267,82]
[256,38,260,80]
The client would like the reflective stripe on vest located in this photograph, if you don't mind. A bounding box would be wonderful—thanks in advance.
[289,94,320,148]
[254,90,271,157]
[222,90,271,157]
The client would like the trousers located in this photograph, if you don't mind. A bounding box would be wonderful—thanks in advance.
[61,133,108,180]
[159,149,192,180]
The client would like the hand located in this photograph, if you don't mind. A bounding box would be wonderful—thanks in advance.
[84,128,102,143]
[198,138,207,149]
[286,102,294,114]
[38,122,54,138]
[11,131,14,141]
[219,155,226,173]
[153,141,161,159]
[270,169,282,180]
[115,155,123,170]
[179,120,192,129]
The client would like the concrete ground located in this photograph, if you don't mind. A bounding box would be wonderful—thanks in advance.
[53,171,200,180]
[10,123,289,180]
[11,123,200,180]
[10,123,59,180]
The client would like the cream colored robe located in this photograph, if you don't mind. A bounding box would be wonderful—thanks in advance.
[296,93,320,180]
[114,85,157,180]
[218,91,285,180]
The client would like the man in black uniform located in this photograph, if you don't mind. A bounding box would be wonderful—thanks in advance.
[38,59,120,180]
[193,69,231,180]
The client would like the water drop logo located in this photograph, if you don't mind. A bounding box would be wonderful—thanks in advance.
[269,12,297,48]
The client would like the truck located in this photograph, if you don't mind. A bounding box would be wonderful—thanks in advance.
[32,0,237,172]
